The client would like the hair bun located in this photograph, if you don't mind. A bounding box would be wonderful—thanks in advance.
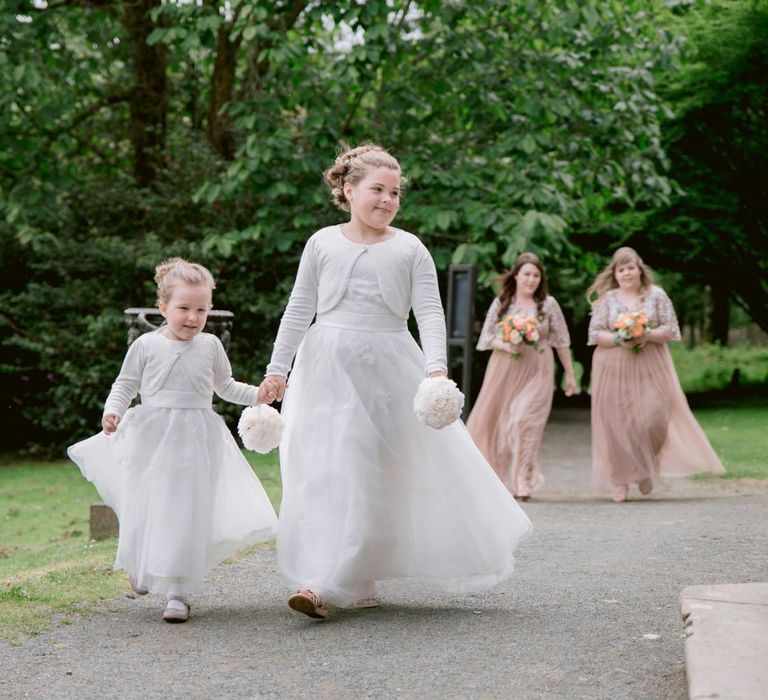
[321,142,403,213]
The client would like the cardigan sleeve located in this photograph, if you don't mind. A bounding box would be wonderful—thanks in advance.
[410,242,448,374]
[212,336,259,405]
[266,237,320,377]
[103,336,146,417]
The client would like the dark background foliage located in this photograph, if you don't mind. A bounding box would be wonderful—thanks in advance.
[1,0,766,452]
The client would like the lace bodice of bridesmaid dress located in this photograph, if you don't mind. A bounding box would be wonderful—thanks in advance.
[587,286,681,345]
[476,295,571,351]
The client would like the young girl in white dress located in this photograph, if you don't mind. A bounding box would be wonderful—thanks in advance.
[259,144,533,619]
[68,258,278,622]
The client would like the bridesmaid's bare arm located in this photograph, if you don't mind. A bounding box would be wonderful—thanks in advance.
[554,347,578,396]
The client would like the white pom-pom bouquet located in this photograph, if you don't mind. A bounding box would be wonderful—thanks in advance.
[238,404,285,454]
[413,376,465,430]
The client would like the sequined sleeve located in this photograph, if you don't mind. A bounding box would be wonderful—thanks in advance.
[652,286,681,341]
[476,297,502,351]
[587,297,610,346]
[545,296,571,348]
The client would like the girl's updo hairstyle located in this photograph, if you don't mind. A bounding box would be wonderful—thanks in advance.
[154,257,216,305]
[322,143,405,211]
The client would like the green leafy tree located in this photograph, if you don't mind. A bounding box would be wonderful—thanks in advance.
[0,1,700,448]
[633,0,768,339]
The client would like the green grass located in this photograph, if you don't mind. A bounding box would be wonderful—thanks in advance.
[0,452,280,643]
[243,450,281,508]
[672,343,768,393]
[693,406,768,479]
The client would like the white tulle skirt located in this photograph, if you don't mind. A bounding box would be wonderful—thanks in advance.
[277,311,533,607]
[68,406,278,597]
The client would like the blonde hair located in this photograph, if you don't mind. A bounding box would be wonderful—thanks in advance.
[587,247,654,306]
[322,142,405,211]
[154,257,216,305]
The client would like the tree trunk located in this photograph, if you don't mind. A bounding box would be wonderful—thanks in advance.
[123,0,167,187]
[208,0,309,159]
[709,279,730,346]
[732,270,768,335]
[208,24,243,161]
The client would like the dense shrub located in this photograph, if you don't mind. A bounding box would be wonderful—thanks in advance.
[0,162,293,454]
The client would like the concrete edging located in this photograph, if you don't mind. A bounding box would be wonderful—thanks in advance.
[680,582,768,700]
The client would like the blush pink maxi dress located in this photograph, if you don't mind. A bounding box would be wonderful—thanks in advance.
[467,295,571,497]
[588,286,725,494]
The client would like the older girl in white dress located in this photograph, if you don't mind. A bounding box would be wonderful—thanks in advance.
[587,247,725,502]
[68,259,277,622]
[260,144,532,619]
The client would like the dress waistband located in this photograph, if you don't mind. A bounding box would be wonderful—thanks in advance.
[315,310,407,332]
[141,391,211,409]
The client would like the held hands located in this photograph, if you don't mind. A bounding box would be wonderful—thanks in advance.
[259,375,287,404]
[102,413,121,434]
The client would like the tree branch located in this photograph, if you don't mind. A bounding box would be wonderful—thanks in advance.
[0,310,27,337]
[12,90,132,141]
[245,0,310,85]
[63,89,134,134]
[33,0,118,10]
[210,0,309,156]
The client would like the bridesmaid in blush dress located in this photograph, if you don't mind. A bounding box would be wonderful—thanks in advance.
[587,247,725,503]
[467,253,577,499]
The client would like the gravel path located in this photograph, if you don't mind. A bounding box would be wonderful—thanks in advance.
[2,407,766,699]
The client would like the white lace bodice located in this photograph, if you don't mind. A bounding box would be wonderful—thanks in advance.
[103,332,258,416]
[162,342,195,391]
[335,250,395,317]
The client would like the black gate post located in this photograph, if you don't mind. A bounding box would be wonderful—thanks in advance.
[445,264,477,420]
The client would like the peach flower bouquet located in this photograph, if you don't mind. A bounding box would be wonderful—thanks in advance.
[496,312,542,359]
[612,310,649,353]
